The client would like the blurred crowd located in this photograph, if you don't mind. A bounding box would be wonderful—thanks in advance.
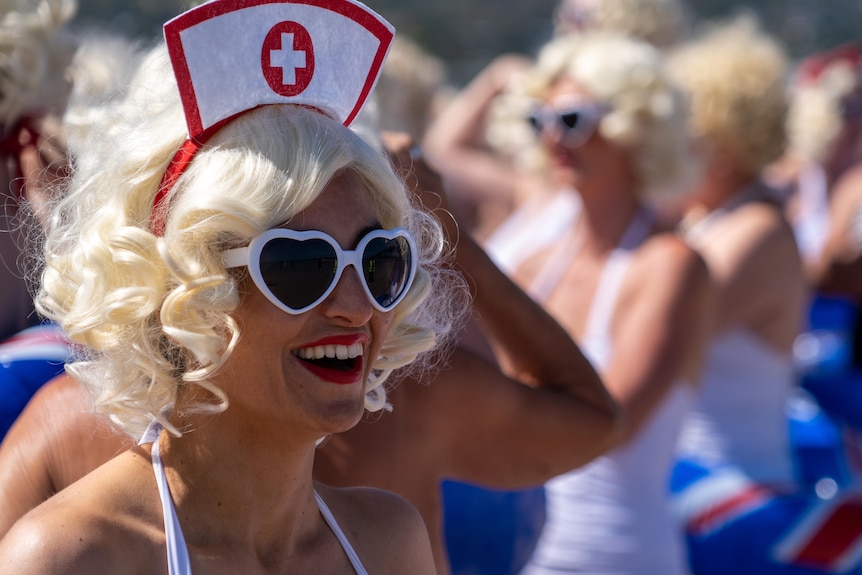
[1,0,861,573]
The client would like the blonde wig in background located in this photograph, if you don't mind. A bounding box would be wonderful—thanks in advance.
[525,31,698,199]
[667,15,790,175]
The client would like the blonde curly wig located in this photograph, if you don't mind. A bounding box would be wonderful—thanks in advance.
[555,0,691,49]
[0,0,77,129]
[666,16,789,174]
[37,46,465,438]
[524,31,696,199]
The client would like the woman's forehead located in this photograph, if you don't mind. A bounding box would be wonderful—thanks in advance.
[288,171,380,240]
[547,77,594,105]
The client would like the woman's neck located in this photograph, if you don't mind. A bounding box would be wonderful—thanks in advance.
[575,181,642,257]
[158,411,322,548]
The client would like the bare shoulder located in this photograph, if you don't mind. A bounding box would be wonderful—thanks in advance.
[696,199,799,273]
[634,232,711,292]
[0,500,113,573]
[0,449,163,574]
[314,483,436,574]
[727,199,796,247]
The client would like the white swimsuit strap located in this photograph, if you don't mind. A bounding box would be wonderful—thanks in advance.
[528,205,654,314]
[527,225,584,302]
[144,421,367,575]
[151,437,193,575]
[584,207,654,339]
[485,188,581,276]
[314,491,369,575]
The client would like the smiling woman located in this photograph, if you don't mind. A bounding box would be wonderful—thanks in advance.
[0,1,461,573]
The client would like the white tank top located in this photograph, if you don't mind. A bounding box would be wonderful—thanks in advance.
[520,207,693,574]
[675,329,795,485]
[140,423,370,575]
[677,187,797,486]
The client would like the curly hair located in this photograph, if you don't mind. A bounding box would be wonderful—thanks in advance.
[0,0,77,130]
[554,0,691,49]
[667,15,789,174]
[524,31,696,199]
[36,46,464,438]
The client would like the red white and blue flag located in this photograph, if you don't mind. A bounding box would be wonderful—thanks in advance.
[772,487,862,573]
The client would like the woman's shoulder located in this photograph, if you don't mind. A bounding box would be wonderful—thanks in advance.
[622,230,713,319]
[637,230,710,286]
[0,449,164,573]
[314,482,436,574]
[719,198,800,267]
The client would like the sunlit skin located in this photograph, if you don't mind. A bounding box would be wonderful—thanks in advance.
[0,139,622,574]
[539,77,637,204]
[0,169,436,574]
[513,74,711,445]
[206,169,392,448]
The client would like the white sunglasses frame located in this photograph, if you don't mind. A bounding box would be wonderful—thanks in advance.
[527,101,606,148]
[222,227,418,315]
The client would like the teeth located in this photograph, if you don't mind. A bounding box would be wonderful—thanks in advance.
[295,342,364,360]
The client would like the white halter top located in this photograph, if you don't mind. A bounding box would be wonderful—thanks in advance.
[484,187,582,276]
[676,187,796,486]
[519,206,693,574]
[141,423,369,575]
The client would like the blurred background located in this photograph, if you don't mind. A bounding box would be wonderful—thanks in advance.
[75,0,862,86]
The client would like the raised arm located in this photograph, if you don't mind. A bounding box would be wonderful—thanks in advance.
[599,236,714,442]
[421,54,537,235]
[385,133,621,487]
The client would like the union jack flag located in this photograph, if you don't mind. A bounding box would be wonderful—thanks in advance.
[772,487,862,573]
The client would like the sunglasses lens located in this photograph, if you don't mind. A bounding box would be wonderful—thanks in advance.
[527,108,588,138]
[560,110,581,130]
[363,236,412,309]
[259,237,337,311]
[527,112,543,134]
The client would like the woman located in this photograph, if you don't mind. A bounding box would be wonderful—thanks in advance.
[0,132,621,574]
[0,1,458,571]
[504,31,712,574]
[667,17,862,575]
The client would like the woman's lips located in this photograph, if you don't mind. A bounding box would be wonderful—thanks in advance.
[293,335,367,385]
[299,356,364,385]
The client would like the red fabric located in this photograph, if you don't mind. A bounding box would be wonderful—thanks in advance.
[789,495,862,570]
[796,43,862,86]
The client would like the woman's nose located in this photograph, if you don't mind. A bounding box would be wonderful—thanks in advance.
[320,265,374,324]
